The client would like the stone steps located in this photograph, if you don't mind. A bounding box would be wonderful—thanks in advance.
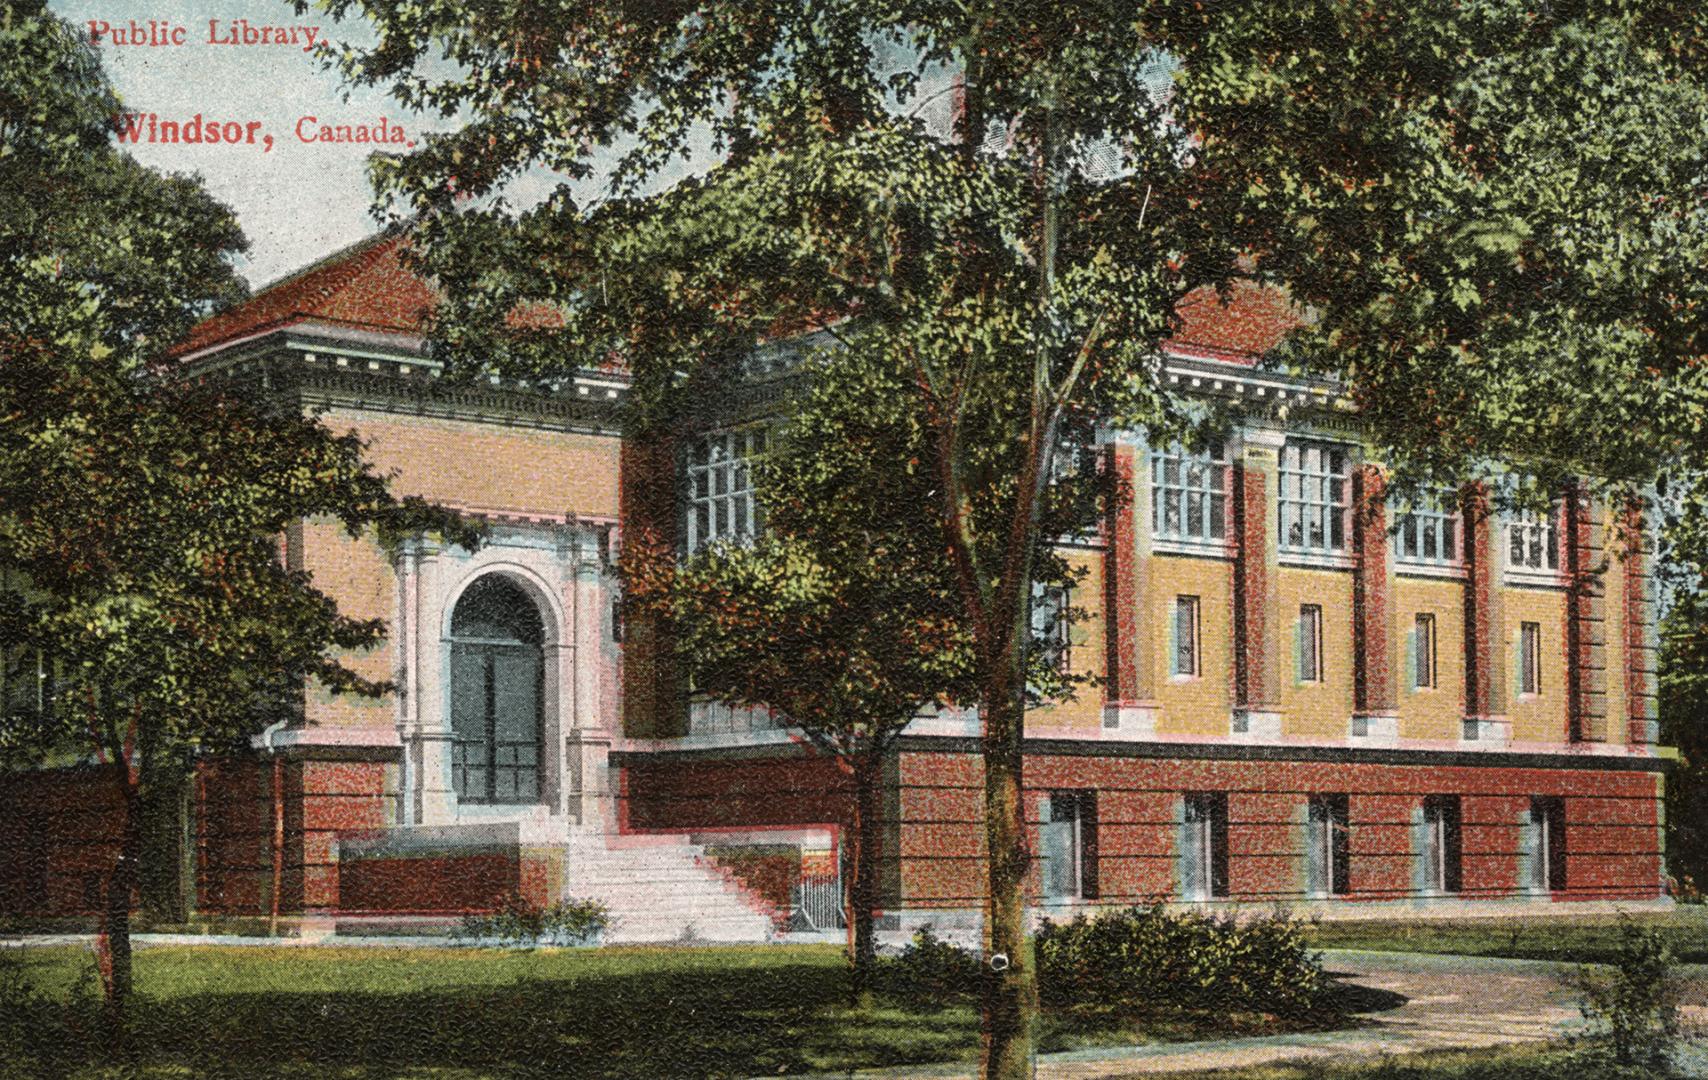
[565,833,774,944]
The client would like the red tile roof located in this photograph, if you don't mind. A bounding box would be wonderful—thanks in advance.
[174,232,436,357]
[180,233,1302,365]
[1167,280,1303,365]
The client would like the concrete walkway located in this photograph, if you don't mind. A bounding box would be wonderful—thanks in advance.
[788,950,1708,1079]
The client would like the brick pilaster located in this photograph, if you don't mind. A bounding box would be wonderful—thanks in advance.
[1462,482,1508,723]
[1352,464,1397,717]
[1102,443,1154,707]
[618,434,685,739]
[1623,501,1660,746]
[1564,481,1609,742]
[1233,429,1284,716]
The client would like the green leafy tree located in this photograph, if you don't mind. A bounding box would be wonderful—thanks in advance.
[303,2,1708,1073]
[1658,470,1708,896]
[307,8,1205,1070]
[1165,2,1708,499]
[0,5,475,1033]
[624,346,1087,999]
[1166,1,1708,905]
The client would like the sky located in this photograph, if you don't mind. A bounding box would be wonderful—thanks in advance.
[51,0,468,288]
[47,3,966,291]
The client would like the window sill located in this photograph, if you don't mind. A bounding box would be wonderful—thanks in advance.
[1395,562,1468,581]
[1505,569,1569,590]
[1278,551,1354,571]
[1152,538,1236,560]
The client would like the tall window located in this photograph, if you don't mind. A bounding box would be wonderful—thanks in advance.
[685,428,768,553]
[1527,796,1567,894]
[1507,505,1560,574]
[1173,595,1201,677]
[1032,584,1073,675]
[2,648,54,720]
[1393,488,1461,568]
[450,576,545,805]
[1421,795,1463,894]
[1042,791,1098,900]
[1279,439,1350,556]
[1519,622,1542,695]
[1298,604,1324,683]
[1151,444,1228,545]
[1181,793,1230,900]
[1307,794,1351,898]
[1414,614,1437,689]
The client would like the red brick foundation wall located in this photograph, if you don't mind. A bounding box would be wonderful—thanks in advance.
[196,756,391,916]
[619,748,1665,910]
[339,850,521,914]
[622,755,854,834]
[0,767,128,917]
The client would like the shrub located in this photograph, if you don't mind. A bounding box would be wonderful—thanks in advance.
[1575,917,1681,1068]
[1666,872,1704,905]
[877,926,980,1001]
[1035,905,1329,1016]
[457,894,609,948]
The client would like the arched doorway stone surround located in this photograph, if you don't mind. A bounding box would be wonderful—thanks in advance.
[393,521,614,840]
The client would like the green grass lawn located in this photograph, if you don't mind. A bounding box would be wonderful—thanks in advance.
[1303,908,1708,965]
[0,943,1346,1079]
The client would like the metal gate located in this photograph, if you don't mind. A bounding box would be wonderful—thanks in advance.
[790,870,845,931]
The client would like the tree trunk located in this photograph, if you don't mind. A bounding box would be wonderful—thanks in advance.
[99,757,143,1045]
[845,754,883,1005]
[980,663,1036,1079]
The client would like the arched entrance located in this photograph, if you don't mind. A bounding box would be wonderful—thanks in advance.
[449,575,545,805]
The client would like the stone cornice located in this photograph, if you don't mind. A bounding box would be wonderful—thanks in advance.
[179,327,629,436]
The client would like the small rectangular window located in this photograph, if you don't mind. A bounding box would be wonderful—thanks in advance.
[1520,621,1542,695]
[1421,795,1463,894]
[1414,614,1436,689]
[1173,595,1200,677]
[1307,794,1351,897]
[1042,791,1098,900]
[1298,604,1323,683]
[1181,793,1230,900]
[1528,796,1567,894]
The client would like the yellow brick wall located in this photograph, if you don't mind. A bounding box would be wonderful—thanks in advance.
[1149,555,1233,736]
[299,516,395,728]
[1277,568,1355,739]
[1505,587,1569,743]
[1392,576,1466,741]
[323,406,622,517]
[1027,548,1107,732]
